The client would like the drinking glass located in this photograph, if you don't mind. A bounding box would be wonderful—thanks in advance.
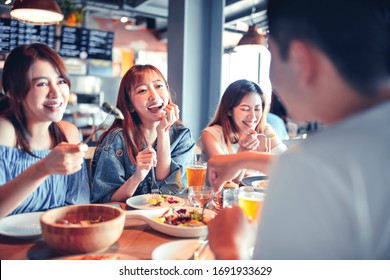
[237,186,265,222]
[188,186,213,208]
[186,160,207,189]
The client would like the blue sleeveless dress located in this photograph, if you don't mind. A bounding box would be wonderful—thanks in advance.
[0,145,90,215]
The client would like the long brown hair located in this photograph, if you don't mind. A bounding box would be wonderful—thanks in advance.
[208,79,266,149]
[99,64,182,165]
[0,43,70,156]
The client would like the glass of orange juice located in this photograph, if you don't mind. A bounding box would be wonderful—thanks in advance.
[237,187,265,222]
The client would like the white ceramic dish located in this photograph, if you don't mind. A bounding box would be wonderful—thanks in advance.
[242,175,269,189]
[126,194,185,210]
[152,239,215,260]
[0,211,43,239]
[125,206,216,238]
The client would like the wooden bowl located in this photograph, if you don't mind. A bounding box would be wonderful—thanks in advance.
[40,204,125,254]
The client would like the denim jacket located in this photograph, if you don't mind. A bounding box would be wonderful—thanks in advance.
[90,125,195,202]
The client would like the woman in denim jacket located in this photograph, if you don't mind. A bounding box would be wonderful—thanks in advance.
[91,65,195,202]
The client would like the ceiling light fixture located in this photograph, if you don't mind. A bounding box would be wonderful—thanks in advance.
[235,25,266,51]
[234,4,267,52]
[10,0,64,25]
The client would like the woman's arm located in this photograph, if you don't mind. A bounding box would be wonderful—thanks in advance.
[110,146,156,202]
[0,119,86,217]
[158,127,195,194]
[0,144,87,218]
[201,129,227,158]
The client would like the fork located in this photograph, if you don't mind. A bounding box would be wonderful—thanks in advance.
[82,114,116,144]
[189,238,209,260]
[150,167,161,199]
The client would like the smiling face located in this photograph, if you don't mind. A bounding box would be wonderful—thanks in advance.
[130,71,170,124]
[231,92,263,134]
[23,59,70,124]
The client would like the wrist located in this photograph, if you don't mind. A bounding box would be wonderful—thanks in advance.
[34,158,51,177]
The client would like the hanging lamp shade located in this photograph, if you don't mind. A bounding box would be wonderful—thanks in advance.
[235,25,266,52]
[10,0,64,25]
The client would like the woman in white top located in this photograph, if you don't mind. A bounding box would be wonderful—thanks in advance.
[198,79,287,163]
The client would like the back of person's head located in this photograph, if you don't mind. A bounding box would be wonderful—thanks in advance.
[0,43,70,153]
[209,79,266,143]
[267,0,390,96]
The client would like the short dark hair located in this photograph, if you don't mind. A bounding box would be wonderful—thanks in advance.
[267,0,390,96]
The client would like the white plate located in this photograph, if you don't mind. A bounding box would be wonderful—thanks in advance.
[152,239,215,260]
[242,175,269,188]
[0,211,44,239]
[126,194,185,210]
[125,206,216,238]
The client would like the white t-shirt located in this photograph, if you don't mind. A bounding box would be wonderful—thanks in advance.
[254,101,390,259]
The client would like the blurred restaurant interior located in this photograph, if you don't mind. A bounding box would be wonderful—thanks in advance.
[0,0,319,142]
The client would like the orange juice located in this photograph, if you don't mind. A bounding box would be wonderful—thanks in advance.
[238,188,264,221]
[186,164,207,187]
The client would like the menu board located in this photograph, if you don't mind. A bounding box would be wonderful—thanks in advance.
[0,18,55,53]
[59,26,114,60]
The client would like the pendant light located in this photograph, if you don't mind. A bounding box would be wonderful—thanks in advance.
[234,5,266,52]
[235,25,266,51]
[10,0,64,25]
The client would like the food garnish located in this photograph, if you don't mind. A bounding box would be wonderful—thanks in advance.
[148,194,179,206]
[154,207,206,227]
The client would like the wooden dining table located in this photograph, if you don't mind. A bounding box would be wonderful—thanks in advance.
[0,201,203,260]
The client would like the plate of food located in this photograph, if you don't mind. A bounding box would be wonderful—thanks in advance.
[242,175,269,190]
[126,194,185,210]
[0,211,44,239]
[152,239,215,260]
[125,206,216,238]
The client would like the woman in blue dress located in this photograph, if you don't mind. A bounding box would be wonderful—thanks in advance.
[0,43,90,218]
[91,65,195,202]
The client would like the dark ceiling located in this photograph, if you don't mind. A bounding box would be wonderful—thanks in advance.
[0,0,268,33]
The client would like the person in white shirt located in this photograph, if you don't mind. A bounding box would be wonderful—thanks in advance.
[198,79,286,162]
[207,0,390,259]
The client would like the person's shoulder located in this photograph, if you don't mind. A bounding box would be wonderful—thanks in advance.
[58,120,81,144]
[203,124,222,134]
[97,127,125,148]
[171,124,191,134]
[0,117,17,146]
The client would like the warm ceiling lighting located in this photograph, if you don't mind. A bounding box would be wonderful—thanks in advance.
[10,0,64,25]
[235,25,266,52]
